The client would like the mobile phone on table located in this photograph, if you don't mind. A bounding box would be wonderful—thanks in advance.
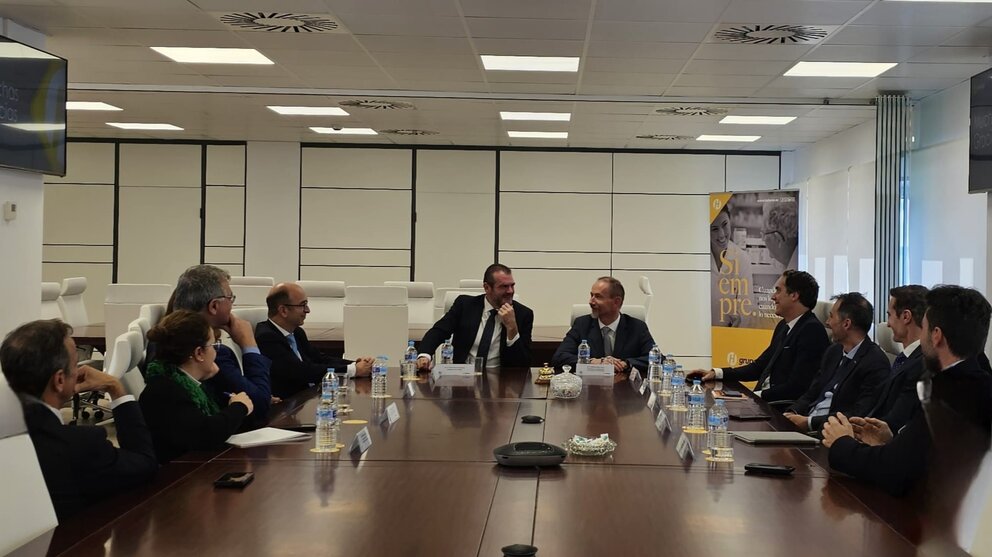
[717,389,746,398]
[744,463,794,476]
[214,471,255,488]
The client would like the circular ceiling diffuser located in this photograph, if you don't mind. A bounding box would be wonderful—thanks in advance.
[339,100,416,110]
[219,12,339,33]
[635,134,694,141]
[382,129,439,136]
[714,24,828,45]
[655,106,728,117]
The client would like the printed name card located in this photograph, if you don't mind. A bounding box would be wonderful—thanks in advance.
[639,381,648,395]
[386,402,400,425]
[349,426,373,454]
[629,369,642,384]
[675,432,694,461]
[576,363,612,377]
[432,364,474,378]
[646,392,658,411]
[403,382,417,398]
[655,410,671,433]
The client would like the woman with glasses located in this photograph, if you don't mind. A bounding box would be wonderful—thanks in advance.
[710,203,758,328]
[139,310,254,463]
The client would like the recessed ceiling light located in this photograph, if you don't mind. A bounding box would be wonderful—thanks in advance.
[267,106,349,116]
[500,111,572,121]
[720,115,796,125]
[784,61,896,78]
[481,55,579,72]
[508,131,569,139]
[4,123,65,132]
[310,127,377,135]
[150,46,273,64]
[696,134,760,142]
[66,101,122,111]
[107,122,183,130]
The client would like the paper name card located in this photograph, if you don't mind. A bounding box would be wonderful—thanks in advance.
[629,369,642,384]
[349,426,373,454]
[403,382,417,399]
[639,381,648,395]
[386,402,400,425]
[655,410,671,433]
[432,364,474,378]
[675,432,694,461]
[576,363,612,377]
[646,392,658,411]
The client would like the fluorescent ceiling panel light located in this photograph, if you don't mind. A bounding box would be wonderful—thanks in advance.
[310,127,377,135]
[500,111,571,121]
[720,115,796,125]
[508,131,568,139]
[107,122,183,130]
[4,123,65,131]
[784,61,896,77]
[481,55,579,72]
[151,46,273,64]
[0,43,57,59]
[66,101,122,111]
[267,106,349,116]
[696,134,760,142]
[885,0,992,2]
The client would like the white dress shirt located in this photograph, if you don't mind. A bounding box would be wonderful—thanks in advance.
[271,319,356,378]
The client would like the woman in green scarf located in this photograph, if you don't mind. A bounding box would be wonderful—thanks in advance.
[139,310,254,463]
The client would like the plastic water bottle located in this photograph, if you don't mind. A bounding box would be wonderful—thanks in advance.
[685,379,706,432]
[371,355,389,398]
[322,370,338,403]
[668,365,687,411]
[647,344,662,382]
[314,390,338,452]
[403,340,418,379]
[440,337,454,365]
[578,340,591,365]
[661,354,676,395]
[706,400,733,462]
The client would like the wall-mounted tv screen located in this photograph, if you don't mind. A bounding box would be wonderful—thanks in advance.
[970,66,992,193]
[0,35,67,177]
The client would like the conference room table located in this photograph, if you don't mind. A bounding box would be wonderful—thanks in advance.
[41,367,983,557]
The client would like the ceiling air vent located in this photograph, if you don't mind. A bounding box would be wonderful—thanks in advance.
[339,100,416,110]
[655,106,728,117]
[635,134,693,141]
[216,12,345,33]
[710,24,834,45]
[382,129,439,136]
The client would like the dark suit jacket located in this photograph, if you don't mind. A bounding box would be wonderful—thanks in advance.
[787,338,891,431]
[723,310,830,402]
[255,319,353,398]
[419,295,534,368]
[22,398,158,520]
[551,313,656,372]
[139,373,250,463]
[828,356,992,496]
[201,345,271,426]
[868,345,925,432]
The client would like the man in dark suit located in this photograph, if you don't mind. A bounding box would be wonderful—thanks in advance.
[783,293,890,432]
[417,264,534,369]
[823,285,992,495]
[0,319,158,520]
[552,276,656,373]
[690,270,831,402]
[255,282,373,398]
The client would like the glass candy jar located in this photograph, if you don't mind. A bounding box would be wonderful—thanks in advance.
[550,365,582,399]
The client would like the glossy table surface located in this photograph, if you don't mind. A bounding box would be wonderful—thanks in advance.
[44,368,986,557]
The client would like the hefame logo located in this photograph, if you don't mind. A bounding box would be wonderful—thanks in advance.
[726,352,738,366]
[712,198,722,210]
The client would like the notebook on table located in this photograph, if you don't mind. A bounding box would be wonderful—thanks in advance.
[724,398,772,420]
[732,431,820,446]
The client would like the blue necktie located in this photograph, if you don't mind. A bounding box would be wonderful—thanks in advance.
[287,333,302,361]
[892,353,908,370]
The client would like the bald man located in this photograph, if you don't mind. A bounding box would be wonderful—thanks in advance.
[255,282,373,398]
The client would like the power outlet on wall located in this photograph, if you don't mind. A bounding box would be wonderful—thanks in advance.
[2,201,16,222]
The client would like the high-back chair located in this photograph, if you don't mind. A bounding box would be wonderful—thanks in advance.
[874,322,901,365]
[570,304,646,326]
[233,306,269,333]
[104,284,172,363]
[297,280,346,325]
[231,285,269,309]
[458,279,484,289]
[58,277,90,328]
[106,330,147,398]
[443,289,485,315]
[813,300,833,341]
[229,276,274,286]
[40,282,62,320]
[343,286,408,364]
[0,380,58,556]
[384,281,435,326]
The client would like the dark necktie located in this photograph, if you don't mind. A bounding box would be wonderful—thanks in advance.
[756,325,789,388]
[475,309,497,364]
[892,353,908,371]
[812,357,850,408]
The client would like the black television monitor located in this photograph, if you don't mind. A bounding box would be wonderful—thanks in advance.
[969,66,992,193]
[0,35,67,177]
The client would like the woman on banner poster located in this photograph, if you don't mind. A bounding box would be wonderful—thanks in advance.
[710,203,758,328]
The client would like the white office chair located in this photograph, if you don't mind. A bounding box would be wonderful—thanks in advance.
[233,306,269,333]
[40,282,62,320]
[127,317,151,365]
[459,279,484,289]
[813,300,833,341]
[231,285,269,309]
[138,303,166,329]
[58,277,90,328]
[443,289,485,314]
[229,276,274,286]
[0,380,58,556]
[104,284,172,363]
[639,276,654,324]
[385,281,435,326]
[298,280,346,325]
[874,322,901,365]
[343,286,408,363]
[433,287,482,321]
[570,304,646,326]
[106,330,147,398]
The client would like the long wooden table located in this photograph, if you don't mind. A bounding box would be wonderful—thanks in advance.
[40,368,985,557]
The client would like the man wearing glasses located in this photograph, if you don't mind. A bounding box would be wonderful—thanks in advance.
[255,282,374,398]
[169,265,272,421]
[762,201,799,274]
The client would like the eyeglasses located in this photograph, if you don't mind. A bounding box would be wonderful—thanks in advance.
[213,294,236,304]
[283,300,309,309]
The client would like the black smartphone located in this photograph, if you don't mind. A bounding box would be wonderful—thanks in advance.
[744,463,795,476]
[721,389,745,398]
[214,471,255,488]
[282,423,317,432]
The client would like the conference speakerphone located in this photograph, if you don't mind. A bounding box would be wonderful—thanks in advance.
[493,442,567,467]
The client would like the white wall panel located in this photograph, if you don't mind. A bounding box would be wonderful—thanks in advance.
[300,266,409,285]
[205,187,245,247]
[612,194,709,253]
[301,189,411,248]
[206,145,246,185]
[119,144,200,187]
[43,245,113,262]
[301,248,409,266]
[613,153,725,194]
[417,150,495,193]
[499,251,611,269]
[1,169,44,336]
[41,263,113,323]
[245,142,301,282]
[46,142,115,184]
[500,193,611,251]
[726,155,779,192]
[204,246,243,265]
[611,253,708,271]
[501,152,612,192]
[302,148,411,188]
[43,183,114,245]
[510,269,609,326]
[117,187,201,284]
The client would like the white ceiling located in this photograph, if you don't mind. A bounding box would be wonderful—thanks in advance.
[2,0,991,150]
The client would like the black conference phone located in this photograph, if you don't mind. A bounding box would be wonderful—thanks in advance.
[493,442,567,467]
